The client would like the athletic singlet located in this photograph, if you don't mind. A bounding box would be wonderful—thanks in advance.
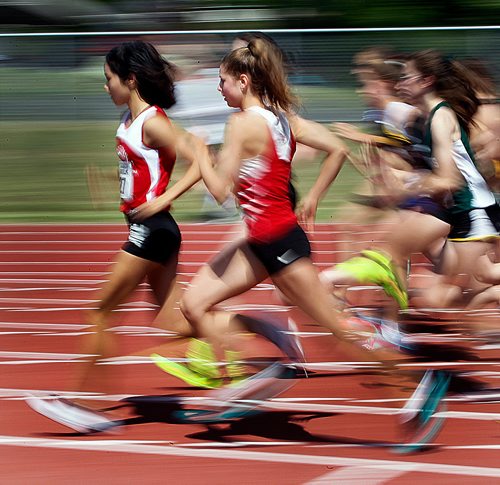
[236,106,297,243]
[424,101,496,213]
[383,101,416,138]
[116,106,176,214]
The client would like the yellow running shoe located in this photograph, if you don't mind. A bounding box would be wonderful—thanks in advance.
[225,350,248,386]
[336,251,408,309]
[360,249,409,309]
[151,354,223,389]
[336,255,389,283]
[186,339,220,379]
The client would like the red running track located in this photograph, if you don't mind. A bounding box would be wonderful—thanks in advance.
[1,223,500,484]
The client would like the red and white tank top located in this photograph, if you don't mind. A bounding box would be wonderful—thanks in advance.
[237,106,297,243]
[116,105,176,214]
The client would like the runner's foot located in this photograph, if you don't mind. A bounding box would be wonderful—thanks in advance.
[151,354,223,389]
[26,394,119,434]
[396,370,450,453]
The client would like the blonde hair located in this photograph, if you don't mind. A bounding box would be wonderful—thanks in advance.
[221,37,298,112]
[353,47,405,84]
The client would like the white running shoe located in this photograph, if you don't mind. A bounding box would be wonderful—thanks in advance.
[26,394,118,434]
[174,363,297,424]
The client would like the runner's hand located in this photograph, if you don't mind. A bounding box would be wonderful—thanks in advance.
[297,195,318,231]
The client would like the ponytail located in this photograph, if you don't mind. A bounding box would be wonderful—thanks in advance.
[222,37,298,112]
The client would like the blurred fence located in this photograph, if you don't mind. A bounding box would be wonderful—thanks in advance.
[1,27,499,122]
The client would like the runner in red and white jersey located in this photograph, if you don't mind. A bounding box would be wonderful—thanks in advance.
[156,36,449,450]
[237,105,297,243]
[117,105,176,214]
[25,41,203,425]
[164,38,366,363]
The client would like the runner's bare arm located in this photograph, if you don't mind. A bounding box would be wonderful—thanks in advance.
[197,113,248,204]
[131,117,202,220]
[290,115,349,224]
[418,109,464,196]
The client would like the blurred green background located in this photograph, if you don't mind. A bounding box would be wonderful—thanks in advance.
[1,26,499,223]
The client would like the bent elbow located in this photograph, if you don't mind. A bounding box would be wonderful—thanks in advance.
[213,193,228,205]
[210,187,231,205]
[338,145,350,159]
[330,138,350,160]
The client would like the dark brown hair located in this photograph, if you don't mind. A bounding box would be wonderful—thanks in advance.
[460,58,497,98]
[221,37,298,112]
[106,40,176,109]
[410,49,479,132]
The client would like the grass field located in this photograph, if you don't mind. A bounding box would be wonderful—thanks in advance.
[0,120,364,223]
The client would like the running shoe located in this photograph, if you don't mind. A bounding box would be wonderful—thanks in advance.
[336,254,407,308]
[186,339,220,379]
[360,249,409,310]
[286,317,307,363]
[336,255,389,284]
[177,362,298,423]
[353,311,414,352]
[26,394,118,434]
[151,353,223,389]
[396,370,451,453]
[224,349,247,384]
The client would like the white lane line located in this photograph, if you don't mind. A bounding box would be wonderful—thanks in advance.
[1,435,500,478]
[0,272,108,276]
[0,351,95,360]
[0,240,239,245]
[176,441,309,448]
[1,347,500,373]
[8,307,155,312]
[0,360,90,365]
[0,388,103,398]
[0,332,51,336]
[0,323,91,330]
[0,332,92,337]
[0,249,234,255]
[2,387,500,422]
[0,288,98,293]
[448,445,500,450]
[0,241,120,245]
[257,400,500,421]
[304,466,410,484]
[0,262,112,265]
[399,362,500,368]
[0,250,117,254]
[0,297,96,304]
[478,344,500,350]
[0,279,105,284]
[0,262,201,267]
[0,284,272,293]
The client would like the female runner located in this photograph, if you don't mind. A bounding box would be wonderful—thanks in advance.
[396,50,499,308]
[158,37,449,449]
[27,40,202,432]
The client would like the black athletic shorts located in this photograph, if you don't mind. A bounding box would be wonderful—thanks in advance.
[248,224,311,275]
[122,211,181,265]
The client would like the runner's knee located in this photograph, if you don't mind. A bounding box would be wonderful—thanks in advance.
[179,293,207,326]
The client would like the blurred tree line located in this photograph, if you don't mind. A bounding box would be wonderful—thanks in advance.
[96,0,500,29]
[2,0,499,32]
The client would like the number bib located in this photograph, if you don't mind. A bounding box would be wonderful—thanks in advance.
[119,160,133,201]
